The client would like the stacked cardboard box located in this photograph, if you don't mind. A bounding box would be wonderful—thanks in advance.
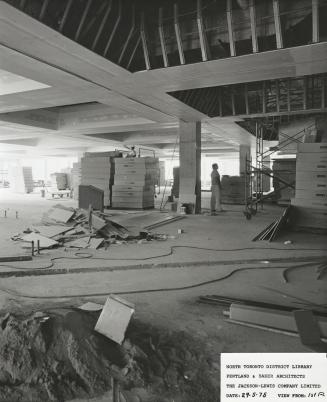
[81,154,114,207]
[112,157,159,209]
[272,159,296,205]
[51,173,68,190]
[291,143,327,230]
[9,166,34,193]
[221,176,245,204]
[71,162,82,200]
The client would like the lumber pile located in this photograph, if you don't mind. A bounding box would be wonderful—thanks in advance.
[252,206,291,242]
[291,143,327,231]
[272,159,296,205]
[81,153,115,207]
[9,166,34,193]
[71,162,82,200]
[112,157,159,209]
[221,175,245,204]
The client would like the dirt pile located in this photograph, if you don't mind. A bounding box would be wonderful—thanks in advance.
[0,310,219,402]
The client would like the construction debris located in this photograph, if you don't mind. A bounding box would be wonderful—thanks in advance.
[227,303,327,338]
[252,206,291,241]
[12,205,178,251]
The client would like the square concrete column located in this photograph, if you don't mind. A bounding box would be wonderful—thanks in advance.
[179,121,201,213]
[239,145,251,175]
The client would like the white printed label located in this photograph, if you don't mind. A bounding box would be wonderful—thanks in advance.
[221,353,327,401]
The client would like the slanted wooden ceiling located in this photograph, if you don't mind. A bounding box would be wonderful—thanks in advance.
[0,1,326,158]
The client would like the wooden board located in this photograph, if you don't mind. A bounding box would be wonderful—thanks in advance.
[22,233,58,248]
[229,303,327,337]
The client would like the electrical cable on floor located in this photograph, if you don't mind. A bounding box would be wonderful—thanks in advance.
[0,245,326,271]
[0,261,326,311]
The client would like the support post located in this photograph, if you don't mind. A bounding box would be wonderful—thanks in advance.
[249,0,258,53]
[197,0,211,61]
[244,84,249,115]
[103,0,122,57]
[126,35,141,69]
[226,0,236,56]
[312,0,319,43]
[118,6,135,64]
[303,77,307,110]
[59,0,74,33]
[159,8,169,67]
[179,121,201,214]
[74,0,92,40]
[174,4,185,65]
[272,0,283,49]
[92,0,112,50]
[39,0,49,20]
[140,12,151,70]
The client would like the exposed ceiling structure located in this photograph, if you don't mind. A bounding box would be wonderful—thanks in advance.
[0,0,326,159]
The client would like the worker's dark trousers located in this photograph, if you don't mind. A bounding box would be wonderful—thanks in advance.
[211,185,222,212]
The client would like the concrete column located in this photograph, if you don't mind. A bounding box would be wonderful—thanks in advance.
[239,145,251,175]
[179,121,201,213]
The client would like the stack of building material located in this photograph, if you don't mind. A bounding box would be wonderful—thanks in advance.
[221,176,245,204]
[112,157,159,209]
[272,159,296,205]
[71,162,81,200]
[51,173,68,190]
[9,166,34,193]
[291,143,327,231]
[81,154,114,207]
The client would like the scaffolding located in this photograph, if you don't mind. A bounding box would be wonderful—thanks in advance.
[244,121,316,219]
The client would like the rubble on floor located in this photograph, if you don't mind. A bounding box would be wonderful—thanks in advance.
[0,310,219,402]
[11,204,179,251]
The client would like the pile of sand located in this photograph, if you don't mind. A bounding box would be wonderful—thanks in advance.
[0,310,219,402]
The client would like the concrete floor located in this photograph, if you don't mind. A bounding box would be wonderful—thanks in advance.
[1,188,327,391]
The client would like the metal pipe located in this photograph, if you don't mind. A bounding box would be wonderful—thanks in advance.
[59,0,74,33]
[126,35,141,70]
[197,0,211,61]
[92,0,113,50]
[272,0,283,49]
[174,4,185,65]
[158,7,169,67]
[226,0,236,56]
[140,12,151,70]
[249,0,258,53]
[118,6,135,64]
[312,0,319,43]
[39,0,49,21]
[103,0,122,57]
[74,0,92,41]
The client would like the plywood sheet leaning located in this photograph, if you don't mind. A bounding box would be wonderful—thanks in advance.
[95,295,135,344]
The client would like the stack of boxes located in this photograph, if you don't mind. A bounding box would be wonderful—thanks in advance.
[272,159,296,205]
[71,162,82,200]
[291,143,327,230]
[112,157,159,209]
[80,153,114,207]
[51,173,68,190]
[221,176,245,204]
[9,166,34,193]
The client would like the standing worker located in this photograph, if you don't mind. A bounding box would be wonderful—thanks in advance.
[211,163,223,215]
